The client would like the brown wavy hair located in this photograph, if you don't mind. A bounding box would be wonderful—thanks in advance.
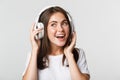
[37,6,79,69]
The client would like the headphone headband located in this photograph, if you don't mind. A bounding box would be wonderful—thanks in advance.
[35,5,57,23]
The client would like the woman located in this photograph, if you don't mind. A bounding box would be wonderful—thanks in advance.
[22,6,90,80]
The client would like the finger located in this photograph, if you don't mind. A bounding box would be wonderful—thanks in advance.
[30,22,44,35]
[32,29,44,36]
[30,22,35,33]
[69,32,77,48]
[35,27,44,31]
[30,23,35,39]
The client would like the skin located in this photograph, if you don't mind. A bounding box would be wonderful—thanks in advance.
[22,12,90,80]
[47,12,69,55]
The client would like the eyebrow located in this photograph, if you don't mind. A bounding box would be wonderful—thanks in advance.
[49,21,57,24]
[49,19,68,24]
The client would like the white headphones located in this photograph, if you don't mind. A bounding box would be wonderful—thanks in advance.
[34,5,74,40]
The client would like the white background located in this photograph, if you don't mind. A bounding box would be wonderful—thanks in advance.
[0,0,120,80]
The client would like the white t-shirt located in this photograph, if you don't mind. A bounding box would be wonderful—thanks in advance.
[23,48,90,80]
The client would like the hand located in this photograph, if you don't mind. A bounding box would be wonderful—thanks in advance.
[64,32,77,57]
[30,23,43,50]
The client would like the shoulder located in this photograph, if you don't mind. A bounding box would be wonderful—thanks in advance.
[79,48,85,56]
[75,48,87,62]
[75,48,85,57]
[76,48,90,74]
[73,48,86,63]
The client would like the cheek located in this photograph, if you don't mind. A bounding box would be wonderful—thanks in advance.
[47,27,55,38]
[65,27,70,36]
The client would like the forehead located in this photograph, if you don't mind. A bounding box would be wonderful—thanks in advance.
[49,12,67,22]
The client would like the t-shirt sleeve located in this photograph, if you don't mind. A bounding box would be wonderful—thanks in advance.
[77,48,90,74]
[22,52,31,76]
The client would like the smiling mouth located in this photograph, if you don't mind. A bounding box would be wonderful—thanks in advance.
[56,35,65,40]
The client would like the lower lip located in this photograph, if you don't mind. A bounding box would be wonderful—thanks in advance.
[57,37,65,41]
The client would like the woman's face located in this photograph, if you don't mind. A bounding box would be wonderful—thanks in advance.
[47,12,69,47]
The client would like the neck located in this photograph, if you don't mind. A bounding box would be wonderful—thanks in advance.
[50,44,63,55]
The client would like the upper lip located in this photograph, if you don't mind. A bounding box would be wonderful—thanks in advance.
[56,34,65,37]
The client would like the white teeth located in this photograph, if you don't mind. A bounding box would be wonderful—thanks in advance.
[56,35,64,38]
[58,35,64,37]
[57,34,64,36]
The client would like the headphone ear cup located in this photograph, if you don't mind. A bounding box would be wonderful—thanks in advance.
[34,22,44,39]
[70,20,74,33]
[67,13,75,33]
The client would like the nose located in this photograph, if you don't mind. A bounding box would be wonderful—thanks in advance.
[57,24,63,32]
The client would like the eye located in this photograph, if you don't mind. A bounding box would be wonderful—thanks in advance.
[51,23,57,27]
[62,21,68,26]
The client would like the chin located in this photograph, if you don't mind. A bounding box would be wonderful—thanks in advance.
[56,42,66,47]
